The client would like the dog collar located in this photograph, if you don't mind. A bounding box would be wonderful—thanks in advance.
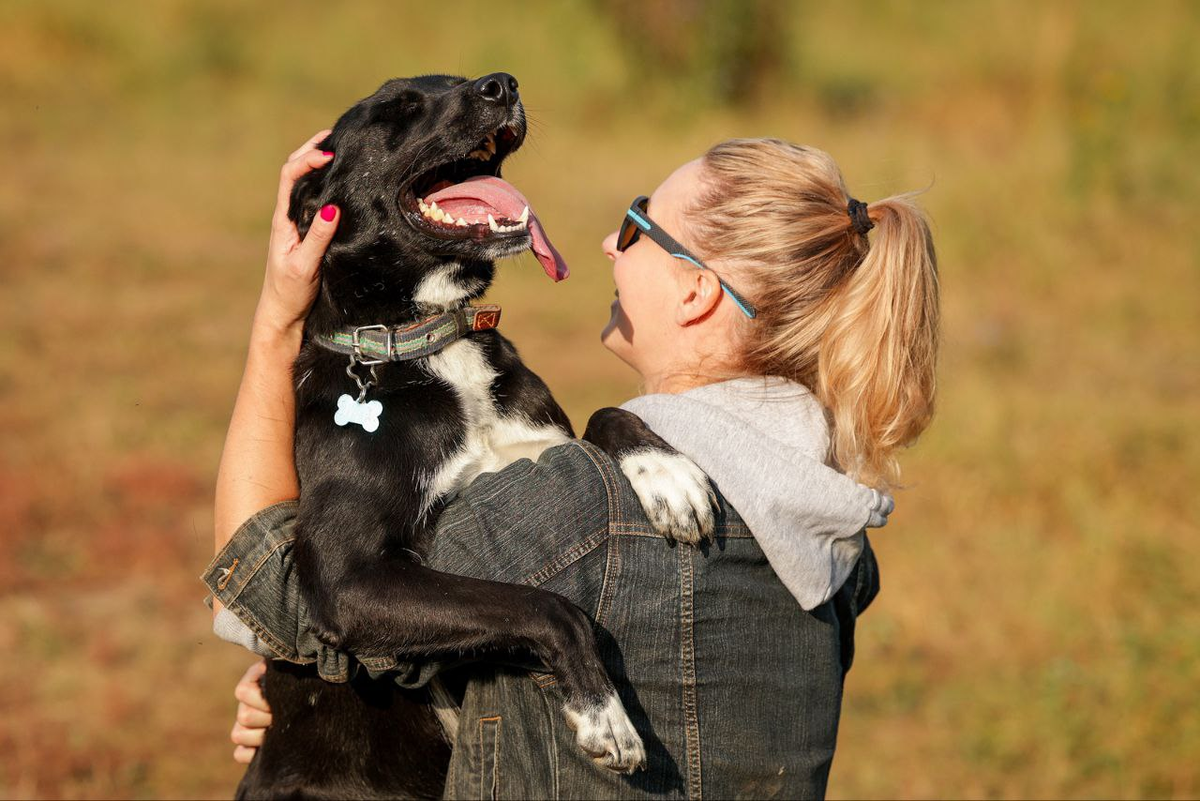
[313,305,501,364]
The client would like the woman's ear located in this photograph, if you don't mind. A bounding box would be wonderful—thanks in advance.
[674,268,724,326]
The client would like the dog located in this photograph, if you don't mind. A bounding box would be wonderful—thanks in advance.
[234,73,716,799]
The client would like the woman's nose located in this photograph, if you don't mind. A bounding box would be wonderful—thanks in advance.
[601,231,619,262]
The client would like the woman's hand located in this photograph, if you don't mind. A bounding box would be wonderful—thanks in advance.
[253,129,340,340]
[230,660,273,764]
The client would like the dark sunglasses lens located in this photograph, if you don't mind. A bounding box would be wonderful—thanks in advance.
[617,197,650,252]
[617,218,638,251]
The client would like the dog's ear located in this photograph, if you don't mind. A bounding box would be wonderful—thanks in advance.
[289,104,371,237]
[289,137,332,240]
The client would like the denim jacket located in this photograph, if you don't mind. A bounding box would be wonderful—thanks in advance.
[204,439,879,800]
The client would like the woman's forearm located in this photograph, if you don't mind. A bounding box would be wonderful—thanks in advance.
[214,318,303,555]
[212,131,339,617]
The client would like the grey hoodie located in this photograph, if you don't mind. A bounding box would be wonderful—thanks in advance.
[621,376,892,610]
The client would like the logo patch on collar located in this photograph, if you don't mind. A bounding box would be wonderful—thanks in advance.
[472,308,500,331]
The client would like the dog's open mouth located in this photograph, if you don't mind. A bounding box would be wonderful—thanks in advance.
[402,124,569,281]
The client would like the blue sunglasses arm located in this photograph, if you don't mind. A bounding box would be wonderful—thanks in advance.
[626,207,652,230]
[669,253,758,319]
[623,200,757,319]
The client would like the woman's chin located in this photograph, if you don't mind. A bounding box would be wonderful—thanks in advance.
[600,321,628,365]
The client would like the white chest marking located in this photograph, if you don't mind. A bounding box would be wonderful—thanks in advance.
[413,263,483,311]
[421,339,569,512]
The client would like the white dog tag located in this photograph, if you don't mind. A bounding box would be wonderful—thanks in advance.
[334,394,383,433]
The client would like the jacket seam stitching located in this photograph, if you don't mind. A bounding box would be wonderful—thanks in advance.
[679,544,703,799]
[201,500,298,578]
[579,440,621,625]
[478,715,502,801]
[520,527,608,588]
[224,537,296,601]
[611,525,754,539]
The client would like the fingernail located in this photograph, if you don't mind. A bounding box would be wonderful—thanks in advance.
[320,205,336,222]
[322,151,334,157]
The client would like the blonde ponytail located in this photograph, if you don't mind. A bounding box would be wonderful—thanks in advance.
[816,196,939,487]
[690,139,940,488]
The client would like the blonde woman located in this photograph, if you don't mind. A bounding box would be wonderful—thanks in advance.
[213,137,938,798]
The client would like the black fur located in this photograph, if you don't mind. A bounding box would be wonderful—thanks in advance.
[236,74,665,799]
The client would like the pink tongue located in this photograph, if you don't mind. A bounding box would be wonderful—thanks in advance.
[424,176,569,281]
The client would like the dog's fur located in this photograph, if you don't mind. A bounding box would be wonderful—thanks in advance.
[235,74,713,799]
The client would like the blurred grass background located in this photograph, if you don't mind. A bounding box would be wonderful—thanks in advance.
[2,0,1197,797]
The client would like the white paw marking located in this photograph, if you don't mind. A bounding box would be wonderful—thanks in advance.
[563,693,646,774]
[334,394,383,432]
[620,449,717,544]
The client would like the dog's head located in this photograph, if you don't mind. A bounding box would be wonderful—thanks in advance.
[291,73,568,325]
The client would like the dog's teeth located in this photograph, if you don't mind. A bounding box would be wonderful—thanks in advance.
[517,206,529,225]
[418,199,428,213]
[456,217,468,227]
[487,214,499,232]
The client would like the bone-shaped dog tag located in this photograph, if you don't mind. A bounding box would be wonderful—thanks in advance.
[334,394,383,433]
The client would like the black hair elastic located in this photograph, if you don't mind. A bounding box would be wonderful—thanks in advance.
[847,198,874,235]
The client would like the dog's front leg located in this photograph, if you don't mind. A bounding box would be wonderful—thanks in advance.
[584,407,717,544]
[319,558,647,774]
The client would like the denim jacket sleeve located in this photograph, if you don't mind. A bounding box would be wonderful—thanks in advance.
[202,500,418,684]
[201,441,614,685]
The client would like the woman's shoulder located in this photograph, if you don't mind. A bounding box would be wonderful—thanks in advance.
[457,439,615,512]
[434,441,617,560]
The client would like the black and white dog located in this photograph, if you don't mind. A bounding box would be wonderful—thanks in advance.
[236,74,715,799]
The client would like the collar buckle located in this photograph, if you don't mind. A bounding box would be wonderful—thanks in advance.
[351,324,392,365]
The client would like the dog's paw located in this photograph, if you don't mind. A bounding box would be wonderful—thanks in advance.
[563,693,646,774]
[620,449,717,545]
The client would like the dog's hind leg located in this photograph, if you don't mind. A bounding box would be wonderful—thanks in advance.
[236,660,450,800]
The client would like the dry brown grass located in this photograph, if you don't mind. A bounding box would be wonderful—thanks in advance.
[2,1,1197,797]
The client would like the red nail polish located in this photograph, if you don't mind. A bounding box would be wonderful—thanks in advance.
[322,151,334,157]
[320,205,336,221]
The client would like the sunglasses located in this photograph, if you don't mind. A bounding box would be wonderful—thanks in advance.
[617,196,757,319]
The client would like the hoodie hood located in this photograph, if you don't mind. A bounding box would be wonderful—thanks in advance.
[621,377,893,610]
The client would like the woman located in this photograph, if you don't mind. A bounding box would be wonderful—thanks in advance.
[212,135,938,798]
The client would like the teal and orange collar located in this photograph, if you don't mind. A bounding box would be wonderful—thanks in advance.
[313,305,501,364]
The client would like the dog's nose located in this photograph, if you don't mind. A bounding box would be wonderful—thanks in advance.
[474,73,519,104]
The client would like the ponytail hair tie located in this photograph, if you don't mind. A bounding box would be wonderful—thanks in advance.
[847,198,874,235]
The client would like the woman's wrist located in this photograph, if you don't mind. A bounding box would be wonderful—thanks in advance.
[249,314,304,361]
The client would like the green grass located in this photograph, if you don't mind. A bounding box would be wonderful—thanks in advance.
[1,1,1197,797]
